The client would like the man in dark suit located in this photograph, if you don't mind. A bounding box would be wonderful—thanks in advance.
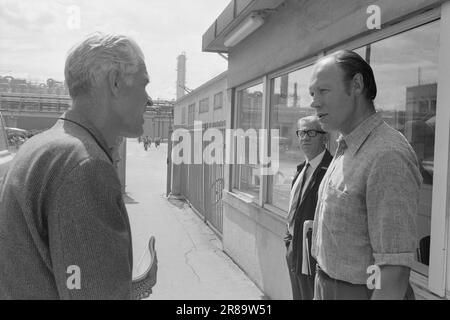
[284,115,332,300]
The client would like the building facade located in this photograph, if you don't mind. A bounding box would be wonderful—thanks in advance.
[174,72,228,127]
[172,71,228,235]
[198,0,450,299]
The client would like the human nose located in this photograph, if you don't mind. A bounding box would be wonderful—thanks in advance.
[310,96,320,110]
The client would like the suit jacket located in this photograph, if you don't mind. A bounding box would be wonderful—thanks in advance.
[285,149,332,277]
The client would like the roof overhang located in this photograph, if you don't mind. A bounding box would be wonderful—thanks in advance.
[202,0,285,53]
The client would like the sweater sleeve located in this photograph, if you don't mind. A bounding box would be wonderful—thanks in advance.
[47,158,133,299]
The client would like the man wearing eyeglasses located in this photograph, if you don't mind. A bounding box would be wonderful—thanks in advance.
[284,115,332,300]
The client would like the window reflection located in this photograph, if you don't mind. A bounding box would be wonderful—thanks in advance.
[235,83,263,199]
[368,20,440,267]
[268,66,315,212]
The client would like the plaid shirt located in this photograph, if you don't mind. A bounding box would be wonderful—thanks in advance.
[312,112,422,284]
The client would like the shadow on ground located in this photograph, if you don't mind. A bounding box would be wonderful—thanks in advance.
[166,195,188,209]
[123,193,139,204]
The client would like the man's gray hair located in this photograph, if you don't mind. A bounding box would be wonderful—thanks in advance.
[298,115,323,130]
[64,32,145,98]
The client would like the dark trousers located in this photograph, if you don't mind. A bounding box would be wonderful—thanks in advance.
[286,241,314,300]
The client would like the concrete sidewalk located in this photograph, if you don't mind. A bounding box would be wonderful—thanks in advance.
[124,139,265,300]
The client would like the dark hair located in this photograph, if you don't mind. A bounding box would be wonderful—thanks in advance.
[330,50,377,101]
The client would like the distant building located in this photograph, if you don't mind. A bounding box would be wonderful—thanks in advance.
[0,75,69,96]
[143,99,174,142]
[174,71,227,127]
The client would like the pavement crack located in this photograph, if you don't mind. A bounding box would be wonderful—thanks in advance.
[184,248,201,282]
[170,207,202,282]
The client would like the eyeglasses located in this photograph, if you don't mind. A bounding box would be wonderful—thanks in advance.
[296,129,326,138]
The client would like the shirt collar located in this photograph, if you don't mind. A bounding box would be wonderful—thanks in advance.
[340,112,383,157]
[59,108,112,159]
[306,149,326,171]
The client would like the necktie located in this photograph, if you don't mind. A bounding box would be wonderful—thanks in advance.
[287,163,310,225]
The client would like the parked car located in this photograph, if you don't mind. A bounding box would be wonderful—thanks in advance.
[6,127,28,149]
[0,112,14,183]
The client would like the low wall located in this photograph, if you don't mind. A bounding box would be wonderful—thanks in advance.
[222,190,291,299]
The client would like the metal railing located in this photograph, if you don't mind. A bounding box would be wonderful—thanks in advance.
[171,121,225,235]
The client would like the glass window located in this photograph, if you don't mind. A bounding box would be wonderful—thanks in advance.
[268,66,315,212]
[188,103,195,126]
[214,92,223,109]
[234,83,263,200]
[181,107,186,125]
[199,98,209,113]
[367,20,440,269]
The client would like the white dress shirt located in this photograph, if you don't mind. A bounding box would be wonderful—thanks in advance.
[288,149,326,235]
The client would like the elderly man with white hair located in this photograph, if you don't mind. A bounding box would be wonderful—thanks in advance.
[284,115,332,300]
[0,33,157,299]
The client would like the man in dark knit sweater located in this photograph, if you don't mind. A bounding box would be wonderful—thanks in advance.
[0,33,157,299]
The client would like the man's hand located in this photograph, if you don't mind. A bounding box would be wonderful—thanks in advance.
[370,265,411,300]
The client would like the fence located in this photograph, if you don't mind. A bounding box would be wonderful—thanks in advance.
[171,121,225,236]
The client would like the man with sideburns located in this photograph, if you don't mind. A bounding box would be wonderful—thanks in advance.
[309,50,421,300]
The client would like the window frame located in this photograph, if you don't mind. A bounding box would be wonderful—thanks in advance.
[232,78,265,204]
[432,2,450,298]
[188,103,195,126]
[181,107,186,125]
[198,97,210,114]
[265,58,317,215]
[213,91,223,110]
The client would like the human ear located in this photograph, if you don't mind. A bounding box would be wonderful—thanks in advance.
[108,69,121,97]
[352,73,364,96]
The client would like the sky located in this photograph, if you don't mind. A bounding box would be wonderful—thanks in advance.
[0,0,230,100]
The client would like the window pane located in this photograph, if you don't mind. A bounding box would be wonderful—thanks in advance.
[268,65,315,212]
[181,107,186,124]
[369,20,440,268]
[235,83,263,200]
[199,98,209,113]
[188,103,195,125]
[214,92,223,109]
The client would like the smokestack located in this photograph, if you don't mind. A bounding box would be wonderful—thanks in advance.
[176,52,186,100]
